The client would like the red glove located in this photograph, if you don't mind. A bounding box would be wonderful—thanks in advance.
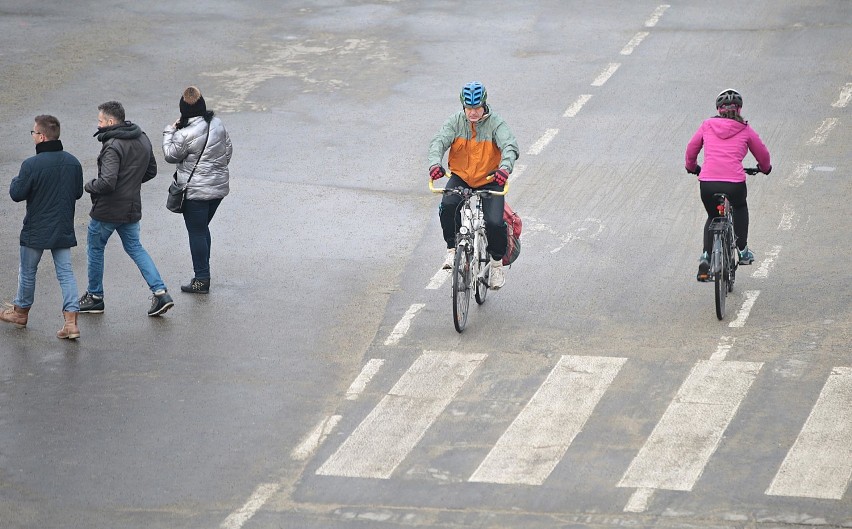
[494,168,509,185]
[429,165,446,180]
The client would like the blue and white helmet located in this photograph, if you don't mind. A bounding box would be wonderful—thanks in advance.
[460,81,487,108]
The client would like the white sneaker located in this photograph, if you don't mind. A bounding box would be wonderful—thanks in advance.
[488,259,505,290]
[442,248,456,270]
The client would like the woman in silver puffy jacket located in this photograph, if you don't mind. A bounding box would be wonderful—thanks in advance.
[163,86,233,294]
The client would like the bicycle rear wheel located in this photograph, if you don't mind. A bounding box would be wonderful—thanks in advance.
[452,242,472,333]
[713,235,727,320]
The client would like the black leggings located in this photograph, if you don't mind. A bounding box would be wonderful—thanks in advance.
[439,174,507,260]
[699,181,748,254]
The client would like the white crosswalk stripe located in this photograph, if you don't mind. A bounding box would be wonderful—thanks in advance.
[469,355,626,485]
[617,360,762,491]
[316,351,486,479]
[766,366,852,499]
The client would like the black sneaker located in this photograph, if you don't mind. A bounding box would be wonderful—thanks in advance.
[696,252,711,282]
[148,291,174,316]
[180,278,210,294]
[79,292,105,313]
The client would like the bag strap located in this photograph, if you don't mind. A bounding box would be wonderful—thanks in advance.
[184,122,211,185]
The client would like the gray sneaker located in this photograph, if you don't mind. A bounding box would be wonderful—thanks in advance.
[148,290,174,316]
[78,292,105,314]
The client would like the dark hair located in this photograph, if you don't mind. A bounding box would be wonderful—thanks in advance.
[98,101,125,122]
[34,115,60,140]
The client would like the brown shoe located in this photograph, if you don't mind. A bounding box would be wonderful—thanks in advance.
[57,311,80,340]
[0,304,30,328]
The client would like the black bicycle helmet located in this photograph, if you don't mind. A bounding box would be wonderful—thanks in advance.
[716,88,743,109]
[460,81,487,108]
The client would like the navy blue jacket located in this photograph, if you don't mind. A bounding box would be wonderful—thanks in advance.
[10,140,84,249]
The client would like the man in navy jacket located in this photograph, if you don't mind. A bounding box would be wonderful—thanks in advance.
[1,115,84,339]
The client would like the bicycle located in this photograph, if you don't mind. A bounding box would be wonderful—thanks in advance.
[430,178,509,333]
[708,167,760,320]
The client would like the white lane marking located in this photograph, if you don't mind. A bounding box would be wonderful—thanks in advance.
[384,304,424,346]
[527,128,559,155]
[728,290,760,328]
[591,63,621,87]
[345,358,385,400]
[290,415,342,461]
[316,351,486,479]
[620,31,650,55]
[787,162,811,188]
[778,204,796,230]
[624,487,655,513]
[469,355,626,485]
[752,246,782,278]
[709,336,736,362]
[767,367,852,499]
[510,164,527,181]
[220,482,281,529]
[806,118,838,145]
[426,269,450,290]
[645,4,671,27]
[564,94,593,117]
[832,83,852,108]
[618,360,762,491]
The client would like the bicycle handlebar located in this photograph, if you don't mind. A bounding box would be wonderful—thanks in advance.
[429,178,510,196]
[744,167,760,175]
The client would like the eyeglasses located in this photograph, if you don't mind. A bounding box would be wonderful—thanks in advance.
[30,130,43,136]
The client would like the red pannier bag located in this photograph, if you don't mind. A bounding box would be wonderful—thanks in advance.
[502,202,522,266]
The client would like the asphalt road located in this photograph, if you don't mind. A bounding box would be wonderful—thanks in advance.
[0,2,850,529]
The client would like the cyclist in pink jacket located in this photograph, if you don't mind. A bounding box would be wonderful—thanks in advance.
[685,89,772,282]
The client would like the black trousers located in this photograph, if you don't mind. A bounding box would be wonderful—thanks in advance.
[439,174,507,261]
[699,181,748,254]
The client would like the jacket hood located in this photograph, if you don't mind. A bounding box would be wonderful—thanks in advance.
[706,116,747,140]
[94,121,142,142]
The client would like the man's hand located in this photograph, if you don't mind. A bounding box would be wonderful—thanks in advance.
[494,168,509,186]
[429,164,446,180]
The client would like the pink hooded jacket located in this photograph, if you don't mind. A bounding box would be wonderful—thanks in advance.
[685,117,771,183]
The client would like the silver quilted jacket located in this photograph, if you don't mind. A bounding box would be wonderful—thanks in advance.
[162,115,232,201]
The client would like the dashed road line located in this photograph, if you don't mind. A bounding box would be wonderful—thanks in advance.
[831,83,852,108]
[591,63,621,86]
[426,269,450,290]
[346,358,385,400]
[384,304,424,345]
[806,118,838,145]
[290,414,342,461]
[564,94,593,117]
[624,487,655,513]
[527,128,559,155]
[778,204,796,230]
[645,4,670,27]
[709,336,736,361]
[728,290,760,328]
[220,483,281,529]
[787,162,811,187]
[620,31,650,55]
[752,246,782,279]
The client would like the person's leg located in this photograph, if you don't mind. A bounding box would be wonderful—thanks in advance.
[205,198,222,264]
[439,174,467,249]
[14,246,43,308]
[115,222,167,293]
[86,219,115,297]
[51,248,79,312]
[728,184,749,251]
[482,190,507,261]
[182,199,213,279]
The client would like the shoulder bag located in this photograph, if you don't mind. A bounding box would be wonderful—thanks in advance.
[167,123,210,213]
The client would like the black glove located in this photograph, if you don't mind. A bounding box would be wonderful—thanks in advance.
[686,164,701,175]
[758,164,772,175]
[429,164,446,181]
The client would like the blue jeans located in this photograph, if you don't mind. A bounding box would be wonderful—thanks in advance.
[182,198,222,279]
[15,246,79,312]
[86,219,166,296]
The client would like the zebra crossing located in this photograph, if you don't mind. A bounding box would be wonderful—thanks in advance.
[311,351,852,505]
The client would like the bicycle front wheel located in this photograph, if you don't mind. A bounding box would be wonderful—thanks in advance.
[713,235,727,320]
[474,233,489,305]
[453,243,472,333]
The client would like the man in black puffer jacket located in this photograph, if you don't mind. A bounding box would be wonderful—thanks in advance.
[1,115,83,338]
[78,101,174,317]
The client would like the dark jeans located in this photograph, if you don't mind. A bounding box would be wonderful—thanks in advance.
[439,174,507,261]
[699,181,748,254]
[182,198,222,279]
